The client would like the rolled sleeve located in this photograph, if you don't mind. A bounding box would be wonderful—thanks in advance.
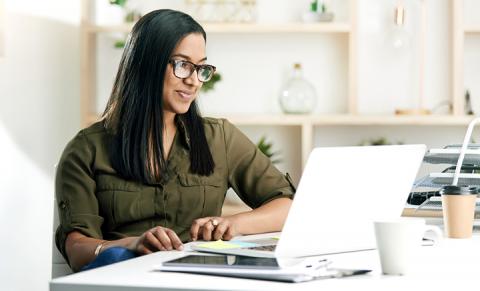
[222,119,295,208]
[55,131,103,262]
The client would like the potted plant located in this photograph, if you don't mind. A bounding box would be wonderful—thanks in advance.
[256,135,281,164]
[109,0,141,48]
[358,137,403,146]
[201,72,222,93]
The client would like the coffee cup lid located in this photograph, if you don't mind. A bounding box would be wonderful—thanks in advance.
[439,185,480,195]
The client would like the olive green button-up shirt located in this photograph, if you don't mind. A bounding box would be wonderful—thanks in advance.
[55,117,295,262]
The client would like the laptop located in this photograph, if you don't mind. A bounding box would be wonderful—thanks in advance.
[192,144,427,258]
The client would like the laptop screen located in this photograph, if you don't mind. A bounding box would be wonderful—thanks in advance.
[276,144,426,258]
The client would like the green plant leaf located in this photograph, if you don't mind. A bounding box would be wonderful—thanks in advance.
[310,0,318,12]
[358,137,404,146]
[109,0,127,7]
[114,39,126,49]
[256,135,281,164]
[201,73,222,93]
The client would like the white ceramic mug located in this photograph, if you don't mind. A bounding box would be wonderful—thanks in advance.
[374,218,442,275]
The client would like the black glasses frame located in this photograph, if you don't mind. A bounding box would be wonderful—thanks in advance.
[169,59,216,82]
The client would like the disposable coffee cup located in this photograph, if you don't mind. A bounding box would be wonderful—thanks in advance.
[440,185,478,239]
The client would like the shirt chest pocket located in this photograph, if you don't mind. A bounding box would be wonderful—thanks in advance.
[96,174,155,228]
[175,174,225,227]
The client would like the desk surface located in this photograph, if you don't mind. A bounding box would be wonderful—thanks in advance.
[50,233,480,291]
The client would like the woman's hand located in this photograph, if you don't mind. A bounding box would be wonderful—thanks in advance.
[190,216,239,241]
[129,226,184,254]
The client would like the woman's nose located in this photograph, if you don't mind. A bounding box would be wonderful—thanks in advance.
[184,69,201,87]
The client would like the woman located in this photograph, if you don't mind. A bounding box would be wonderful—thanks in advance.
[55,9,295,272]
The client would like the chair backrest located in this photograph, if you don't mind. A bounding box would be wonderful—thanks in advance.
[52,194,72,278]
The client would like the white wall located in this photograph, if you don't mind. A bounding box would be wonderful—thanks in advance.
[0,1,81,290]
[0,1,479,290]
[0,1,5,57]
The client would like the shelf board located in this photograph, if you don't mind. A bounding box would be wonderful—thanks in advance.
[312,114,475,126]
[85,22,350,34]
[202,22,350,33]
[464,26,480,34]
[208,113,308,125]
[86,113,476,126]
[206,114,476,126]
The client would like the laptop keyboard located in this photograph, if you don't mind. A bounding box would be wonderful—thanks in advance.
[246,245,277,252]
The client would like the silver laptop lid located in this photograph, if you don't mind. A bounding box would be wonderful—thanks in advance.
[275,144,426,258]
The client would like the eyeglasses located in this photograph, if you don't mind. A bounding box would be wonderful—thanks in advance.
[169,59,216,82]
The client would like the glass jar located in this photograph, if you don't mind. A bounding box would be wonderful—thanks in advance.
[279,63,317,114]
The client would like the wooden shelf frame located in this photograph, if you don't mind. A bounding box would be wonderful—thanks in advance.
[452,0,479,115]
[452,0,464,116]
[464,26,480,34]
[214,113,476,126]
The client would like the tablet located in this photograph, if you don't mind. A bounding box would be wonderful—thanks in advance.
[157,255,371,283]
[162,255,281,270]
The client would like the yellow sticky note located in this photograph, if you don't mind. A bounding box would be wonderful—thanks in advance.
[197,240,241,250]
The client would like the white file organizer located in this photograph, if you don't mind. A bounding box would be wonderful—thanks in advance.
[417,117,480,216]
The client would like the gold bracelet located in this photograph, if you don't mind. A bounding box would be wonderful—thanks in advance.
[94,241,107,257]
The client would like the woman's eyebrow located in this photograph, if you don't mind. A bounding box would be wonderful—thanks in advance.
[171,53,207,62]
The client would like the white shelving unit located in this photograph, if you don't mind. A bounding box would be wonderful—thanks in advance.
[453,0,480,116]
[81,0,477,169]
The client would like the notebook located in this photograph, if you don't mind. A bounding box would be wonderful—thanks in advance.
[192,144,427,258]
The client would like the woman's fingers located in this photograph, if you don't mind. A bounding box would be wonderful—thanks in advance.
[145,230,167,251]
[222,227,234,241]
[201,219,216,241]
[213,220,229,240]
[139,227,184,253]
[190,217,213,241]
[165,229,184,250]
[152,228,174,250]
[190,217,237,241]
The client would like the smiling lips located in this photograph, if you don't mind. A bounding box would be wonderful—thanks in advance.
[176,90,195,100]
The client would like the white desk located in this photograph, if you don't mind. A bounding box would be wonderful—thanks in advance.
[50,233,480,291]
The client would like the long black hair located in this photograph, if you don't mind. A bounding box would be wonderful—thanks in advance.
[102,9,215,184]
